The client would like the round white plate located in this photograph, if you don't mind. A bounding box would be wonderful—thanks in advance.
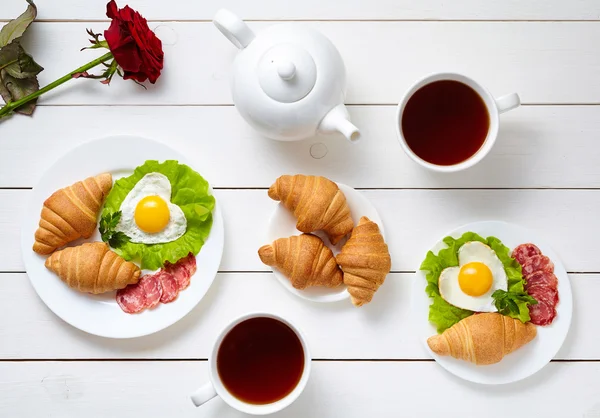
[266,183,384,303]
[411,221,572,384]
[21,136,225,338]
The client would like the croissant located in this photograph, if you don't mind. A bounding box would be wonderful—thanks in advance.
[258,234,343,289]
[268,174,354,245]
[336,217,391,307]
[33,173,113,255]
[427,313,537,365]
[45,242,141,294]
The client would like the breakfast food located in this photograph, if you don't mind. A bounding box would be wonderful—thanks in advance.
[512,243,559,326]
[437,241,508,312]
[116,253,197,314]
[427,313,537,365]
[268,174,354,245]
[336,217,391,307]
[101,160,214,270]
[116,172,187,244]
[258,234,343,289]
[45,242,141,294]
[420,233,537,334]
[33,173,113,254]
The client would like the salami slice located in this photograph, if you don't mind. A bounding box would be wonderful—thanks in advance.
[174,265,191,290]
[525,271,558,290]
[529,301,556,326]
[165,253,196,291]
[140,274,163,309]
[527,284,559,307]
[157,271,179,303]
[116,281,147,314]
[512,243,542,265]
[183,253,197,276]
[522,255,554,277]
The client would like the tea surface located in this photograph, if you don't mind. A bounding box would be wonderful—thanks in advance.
[217,317,305,405]
[402,80,490,166]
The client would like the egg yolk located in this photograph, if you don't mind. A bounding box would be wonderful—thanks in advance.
[458,262,493,296]
[134,195,170,233]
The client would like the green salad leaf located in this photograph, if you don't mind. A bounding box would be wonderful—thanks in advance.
[102,160,215,270]
[419,232,534,333]
[492,289,537,321]
[99,210,131,249]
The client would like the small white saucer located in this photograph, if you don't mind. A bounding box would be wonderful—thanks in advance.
[265,183,384,303]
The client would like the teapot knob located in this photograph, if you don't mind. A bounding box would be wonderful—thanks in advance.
[277,62,296,81]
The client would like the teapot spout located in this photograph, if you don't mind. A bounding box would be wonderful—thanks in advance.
[318,105,361,143]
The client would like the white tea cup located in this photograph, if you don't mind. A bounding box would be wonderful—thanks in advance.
[395,72,520,172]
[190,312,311,415]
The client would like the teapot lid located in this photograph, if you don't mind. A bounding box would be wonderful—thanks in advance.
[257,44,317,103]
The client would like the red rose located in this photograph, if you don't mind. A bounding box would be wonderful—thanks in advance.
[104,0,163,84]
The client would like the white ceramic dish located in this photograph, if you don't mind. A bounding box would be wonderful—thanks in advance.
[266,182,384,303]
[411,220,572,384]
[190,312,311,415]
[21,136,225,338]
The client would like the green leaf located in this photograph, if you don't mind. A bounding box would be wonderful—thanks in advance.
[108,231,130,249]
[0,42,19,71]
[0,0,37,48]
[428,293,473,333]
[492,289,537,322]
[0,40,43,79]
[102,160,215,270]
[0,68,38,115]
[99,211,131,249]
[194,204,210,221]
[506,299,519,315]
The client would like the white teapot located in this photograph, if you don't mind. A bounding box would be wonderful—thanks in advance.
[213,9,360,142]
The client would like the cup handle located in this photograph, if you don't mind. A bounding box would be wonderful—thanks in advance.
[495,93,521,114]
[190,382,218,407]
[213,9,255,50]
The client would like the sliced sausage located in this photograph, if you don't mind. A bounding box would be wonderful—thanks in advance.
[157,271,179,303]
[140,274,163,309]
[522,255,554,277]
[525,270,558,290]
[512,243,542,265]
[116,281,147,314]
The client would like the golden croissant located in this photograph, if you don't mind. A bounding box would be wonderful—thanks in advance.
[427,313,537,365]
[33,173,113,255]
[268,174,354,245]
[258,234,343,289]
[336,217,391,307]
[45,242,141,294]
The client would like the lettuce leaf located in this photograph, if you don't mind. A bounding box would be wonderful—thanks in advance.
[102,160,215,270]
[487,237,532,322]
[428,293,473,333]
[420,232,532,333]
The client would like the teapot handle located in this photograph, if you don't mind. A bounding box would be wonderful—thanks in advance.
[213,9,255,50]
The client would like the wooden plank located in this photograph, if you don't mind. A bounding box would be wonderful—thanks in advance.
[11,22,600,105]
[1,106,600,189]
[0,272,595,360]
[1,361,599,417]
[2,0,599,21]
[3,189,599,272]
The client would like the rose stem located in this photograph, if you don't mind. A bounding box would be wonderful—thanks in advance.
[0,51,113,118]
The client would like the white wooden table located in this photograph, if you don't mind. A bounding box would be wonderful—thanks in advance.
[2,1,600,416]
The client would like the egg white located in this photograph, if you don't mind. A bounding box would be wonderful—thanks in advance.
[116,173,187,244]
[438,241,508,312]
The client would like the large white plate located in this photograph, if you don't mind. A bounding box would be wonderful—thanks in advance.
[266,183,384,303]
[410,221,573,384]
[21,136,224,338]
